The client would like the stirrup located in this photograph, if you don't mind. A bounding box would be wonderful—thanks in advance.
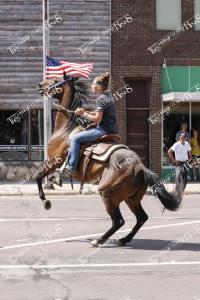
[62,167,75,177]
[59,160,67,173]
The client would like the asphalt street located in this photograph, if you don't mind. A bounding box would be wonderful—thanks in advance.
[0,194,199,300]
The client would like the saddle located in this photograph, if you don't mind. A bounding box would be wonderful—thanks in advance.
[79,134,129,193]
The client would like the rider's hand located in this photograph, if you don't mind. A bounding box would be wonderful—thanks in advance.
[75,108,85,116]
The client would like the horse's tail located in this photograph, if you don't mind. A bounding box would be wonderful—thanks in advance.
[143,168,182,211]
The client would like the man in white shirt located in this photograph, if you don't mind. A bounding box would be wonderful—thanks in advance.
[168,133,192,192]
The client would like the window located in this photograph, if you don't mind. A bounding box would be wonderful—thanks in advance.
[0,110,29,161]
[0,110,44,161]
[163,102,190,166]
[156,0,181,30]
[194,0,200,31]
[163,102,200,165]
[31,110,44,161]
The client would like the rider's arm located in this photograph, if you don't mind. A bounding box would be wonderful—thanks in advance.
[83,111,103,124]
[75,108,103,124]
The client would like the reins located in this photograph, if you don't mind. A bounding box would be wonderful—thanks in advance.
[45,77,77,114]
[51,101,76,114]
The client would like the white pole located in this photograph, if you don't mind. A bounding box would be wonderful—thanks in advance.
[43,0,51,169]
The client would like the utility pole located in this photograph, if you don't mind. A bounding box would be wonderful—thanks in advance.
[42,0,52,174]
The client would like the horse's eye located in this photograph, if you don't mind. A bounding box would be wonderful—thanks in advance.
[54,80,59,84]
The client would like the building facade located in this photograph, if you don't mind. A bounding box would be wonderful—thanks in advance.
[0,0,111,180]
[112,0,200,175]
[1,0,200,181]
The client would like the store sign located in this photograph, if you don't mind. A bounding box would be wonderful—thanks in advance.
[0,145,28,151]
[0,145,44,151]
[31,145,44,151]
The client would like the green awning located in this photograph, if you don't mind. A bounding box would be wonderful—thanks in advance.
[162,66,200,94]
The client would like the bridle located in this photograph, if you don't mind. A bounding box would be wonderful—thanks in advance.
[45,77,76,114]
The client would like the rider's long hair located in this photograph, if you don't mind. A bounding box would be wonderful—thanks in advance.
[95,72,110,91]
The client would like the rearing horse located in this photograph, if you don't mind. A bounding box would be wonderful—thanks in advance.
[36,74,182,247]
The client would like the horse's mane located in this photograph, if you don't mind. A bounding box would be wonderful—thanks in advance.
[67,77,89,132]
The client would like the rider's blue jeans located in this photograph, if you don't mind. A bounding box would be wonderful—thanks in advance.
[67,126,106,171]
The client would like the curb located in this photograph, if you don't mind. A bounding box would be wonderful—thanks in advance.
[0,191,200,196]
[0,184,199,196]
[0,191,99,196]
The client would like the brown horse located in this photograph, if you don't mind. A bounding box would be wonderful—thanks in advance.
[36,74,182,247]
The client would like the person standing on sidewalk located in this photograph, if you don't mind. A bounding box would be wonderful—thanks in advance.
[175,122,190,142]
[191,129,200,180]
[168,133,192,193]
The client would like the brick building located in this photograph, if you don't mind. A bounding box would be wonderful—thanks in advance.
[112,0,200,176]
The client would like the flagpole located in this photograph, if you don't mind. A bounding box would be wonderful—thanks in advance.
[43,0,52,172]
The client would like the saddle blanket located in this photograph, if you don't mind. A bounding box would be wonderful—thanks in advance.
[83,143,129,162]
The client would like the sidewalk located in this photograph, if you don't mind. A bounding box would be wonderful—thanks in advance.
[0,182,199,196]
[0,181,99,196]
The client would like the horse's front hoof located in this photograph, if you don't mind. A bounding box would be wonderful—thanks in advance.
[43,200,52,210]
[91,239,100,247]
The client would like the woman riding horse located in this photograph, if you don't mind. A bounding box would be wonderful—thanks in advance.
[36,73,183,247]
[62,72,118,176]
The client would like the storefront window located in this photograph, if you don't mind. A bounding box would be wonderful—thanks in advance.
[0,109,63,161]
[30,109,57,160]
[163,102,190,166]
[0,110,44,161]
[31,110,44,160]
[191,102,200,130]
[0,110,28,161]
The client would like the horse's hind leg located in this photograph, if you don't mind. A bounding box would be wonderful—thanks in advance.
[118,189,148,246]
[91,191,125,247]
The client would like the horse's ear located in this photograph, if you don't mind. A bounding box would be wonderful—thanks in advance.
[63,71,68,80]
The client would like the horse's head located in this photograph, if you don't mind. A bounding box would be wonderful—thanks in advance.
[37,73,89,106]
[37,73,90,130]
[37,73,74,99]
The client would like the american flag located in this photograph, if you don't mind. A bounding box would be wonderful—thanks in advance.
[46,56,93,79]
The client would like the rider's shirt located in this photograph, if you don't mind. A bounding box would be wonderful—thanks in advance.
[95,92,118,134]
